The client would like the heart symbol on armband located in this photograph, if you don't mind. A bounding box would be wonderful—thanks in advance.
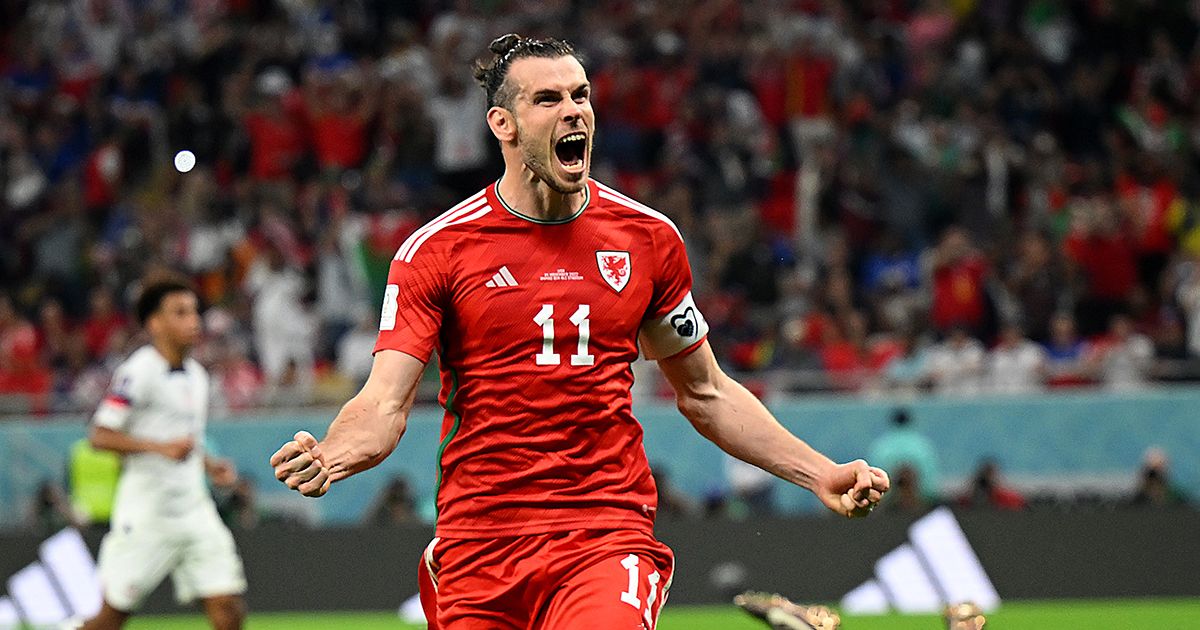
[670,307,697,337]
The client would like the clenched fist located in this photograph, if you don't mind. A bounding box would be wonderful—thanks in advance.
[815,459,890,518]
[270,431,331,497]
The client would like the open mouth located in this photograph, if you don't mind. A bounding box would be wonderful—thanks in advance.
[554,132,587,171]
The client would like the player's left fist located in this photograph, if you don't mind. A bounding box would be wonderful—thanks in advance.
[818,459,889,518]
[270,431,331,497]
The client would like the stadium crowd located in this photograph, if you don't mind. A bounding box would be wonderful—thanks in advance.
[4,0,1200,413]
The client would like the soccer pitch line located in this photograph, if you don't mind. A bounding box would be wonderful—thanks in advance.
[123,599,1200,630]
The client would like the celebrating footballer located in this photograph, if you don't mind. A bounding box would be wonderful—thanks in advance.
[272,34,889,629]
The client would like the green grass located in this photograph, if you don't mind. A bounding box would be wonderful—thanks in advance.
[124,599,1200,629]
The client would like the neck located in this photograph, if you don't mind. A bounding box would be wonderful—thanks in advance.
[153,339,187,369]
[497,165,586,222]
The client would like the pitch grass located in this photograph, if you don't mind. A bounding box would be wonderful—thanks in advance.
[125,598,1200,629]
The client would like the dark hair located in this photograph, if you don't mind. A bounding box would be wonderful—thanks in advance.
[135,278,196,325]
[472,33,581,109]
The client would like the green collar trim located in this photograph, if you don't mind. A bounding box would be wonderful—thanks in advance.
[494,178,590,225]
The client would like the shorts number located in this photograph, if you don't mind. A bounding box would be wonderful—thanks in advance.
[533,304,594,366]
[619,554,662,627]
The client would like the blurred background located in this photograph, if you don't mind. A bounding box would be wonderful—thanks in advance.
[1,0,1198,620]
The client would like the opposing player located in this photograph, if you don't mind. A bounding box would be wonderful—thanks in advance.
[82,279,246,630]
[271,34,888,629]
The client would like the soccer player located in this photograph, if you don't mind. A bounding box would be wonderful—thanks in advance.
[271,34,889,629]
[81,279,246,630]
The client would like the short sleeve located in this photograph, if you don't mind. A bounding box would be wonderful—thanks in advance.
[373,246,449,363]
[93,361,147,431]
[639,229,709,360]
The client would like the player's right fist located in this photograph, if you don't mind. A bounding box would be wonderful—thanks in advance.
[271,431,331,497]
[159,437,194,461]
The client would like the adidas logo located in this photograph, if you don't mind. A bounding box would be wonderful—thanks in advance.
[841,507,1000,615]
[485,266,519,288]
[1,528,101,628]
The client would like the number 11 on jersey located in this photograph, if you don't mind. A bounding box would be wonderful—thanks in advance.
[533,304,594,366]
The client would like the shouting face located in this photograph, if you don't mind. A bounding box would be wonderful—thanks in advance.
[502,55,594,194]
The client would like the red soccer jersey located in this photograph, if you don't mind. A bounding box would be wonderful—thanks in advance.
[375,179,709,538]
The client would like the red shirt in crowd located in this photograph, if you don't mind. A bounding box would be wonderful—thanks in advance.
[930,255,988,330]
[1064,231,1138,300]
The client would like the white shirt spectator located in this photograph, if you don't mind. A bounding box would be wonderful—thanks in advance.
[1101,333,1154,391]
[927,335,985,396]
[1176,267,1200,357]
[336,319,378,385]
[429,81,488,174]
[244,257,316,397]
[987,339,1046,394]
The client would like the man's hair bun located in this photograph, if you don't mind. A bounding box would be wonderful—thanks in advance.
[489,34,523,55]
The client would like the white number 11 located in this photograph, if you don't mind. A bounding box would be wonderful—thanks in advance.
[619,554,662,627]
[533,304,594,366]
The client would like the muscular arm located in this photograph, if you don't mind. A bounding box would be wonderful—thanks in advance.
[320,349,424,482]
[272,349,425,495]
[657,341,888,516]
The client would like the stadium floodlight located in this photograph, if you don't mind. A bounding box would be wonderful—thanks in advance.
[7,562,69,625]
[39,528,101,618]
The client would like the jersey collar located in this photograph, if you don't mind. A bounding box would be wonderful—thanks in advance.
[493,178,592,225]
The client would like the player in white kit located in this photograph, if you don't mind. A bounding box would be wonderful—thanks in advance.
[81,279,246,630]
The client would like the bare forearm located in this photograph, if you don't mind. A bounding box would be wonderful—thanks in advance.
[678,376,835,492]
[89,426,162,456]
[319,394,408,483]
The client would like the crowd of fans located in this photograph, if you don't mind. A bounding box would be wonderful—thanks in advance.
[5,0,1200,413]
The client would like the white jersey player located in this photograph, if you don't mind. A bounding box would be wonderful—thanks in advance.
[82,279,246,630]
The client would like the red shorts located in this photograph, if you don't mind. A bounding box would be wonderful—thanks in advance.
[418,528,674,629]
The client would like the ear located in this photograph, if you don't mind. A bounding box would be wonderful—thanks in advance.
[144,314,160,338]
[486,106,517,143]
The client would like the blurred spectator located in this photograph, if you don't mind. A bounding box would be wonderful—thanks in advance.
[0,293,51,405]
[81,287,129,361]
[725,456,775,518]
[882,465,930,515]
[1001,232,1064,342]
[29,479,82,534]
[365,476,420,526]
[243,246,316,402]
[868,408,941,504]
[429,68,489,201]
[879,332,930,394]
[926,327,985,396]
[927,227,989,336]
[336,311,379,388]
[985,323,1047,394]
[1130,447,1190,508]
[305,67,376,173]
[959,460,1027,511]
[217,478,262,530]
[652,463,698,519]
[1175,255,1200,357]
[231,67,306,183]
[1042,312,1091,387]
[67,436,120,527]
[1064,198,1138,337]
[1095,314,1155,391]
